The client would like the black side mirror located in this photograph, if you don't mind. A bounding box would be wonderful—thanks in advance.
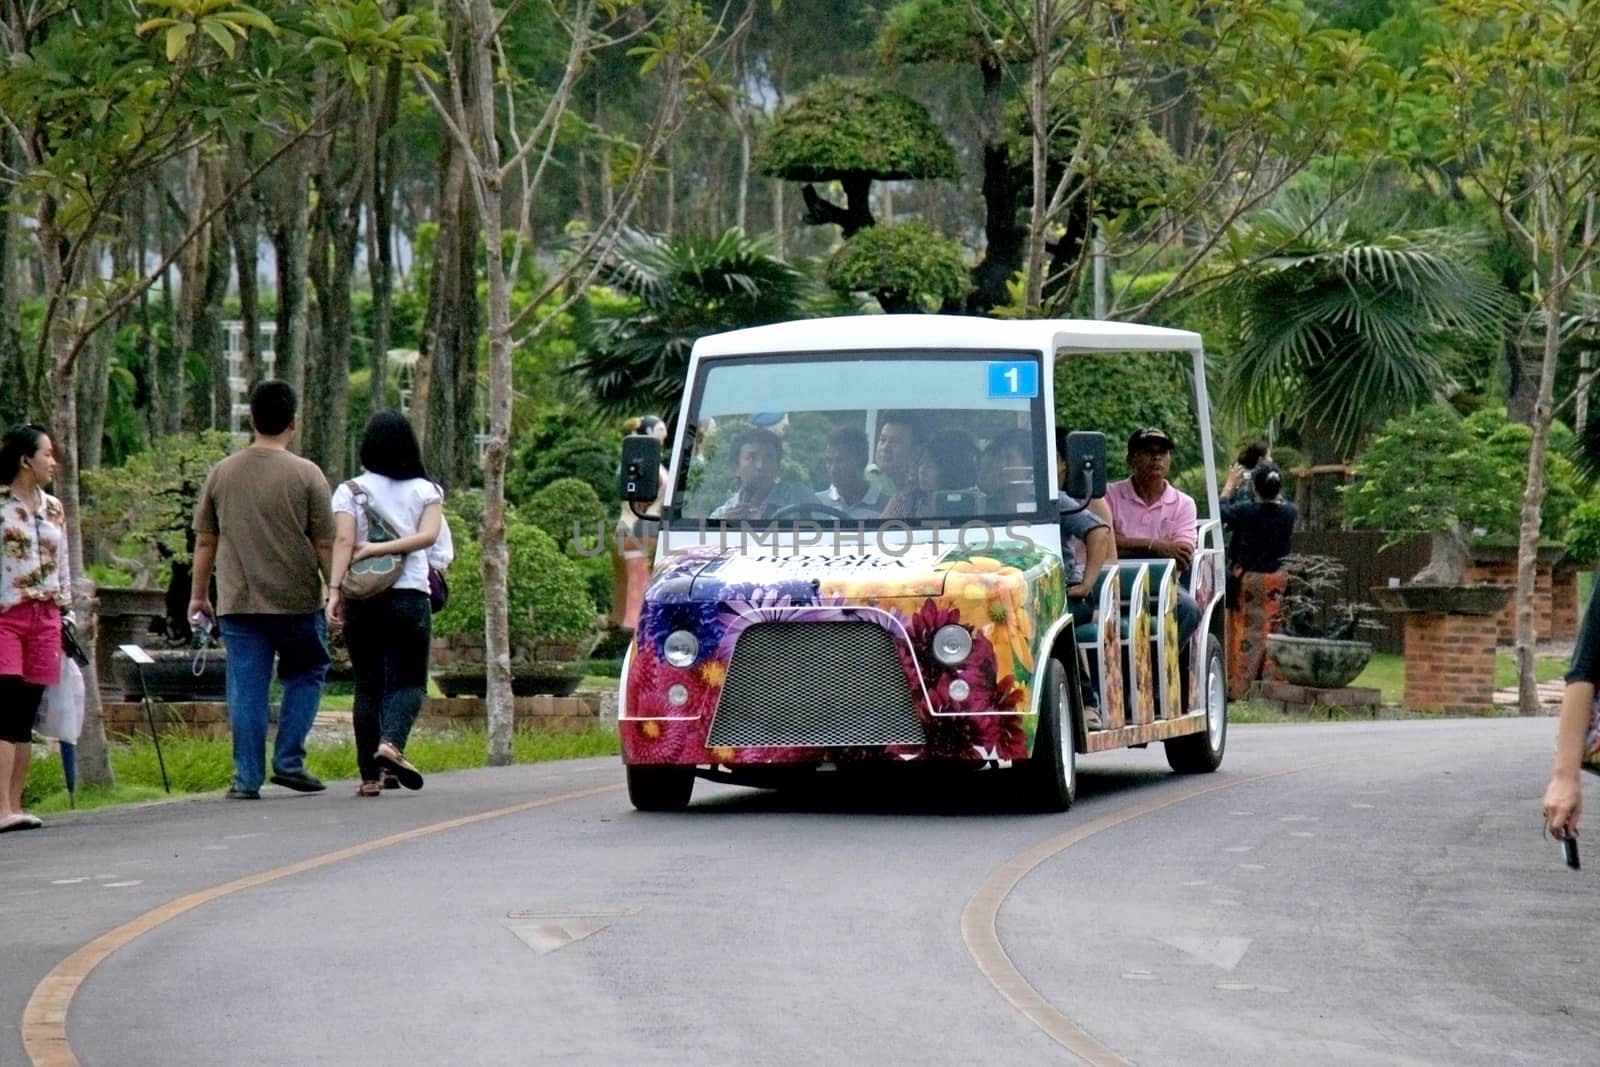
[619,434,661,503]
[1065,430,1107,500]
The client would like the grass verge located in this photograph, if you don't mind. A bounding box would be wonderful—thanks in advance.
[21,726,619,814]
[1350,651,1566,705]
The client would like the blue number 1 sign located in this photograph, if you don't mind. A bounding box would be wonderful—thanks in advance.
[986,360,1039,399]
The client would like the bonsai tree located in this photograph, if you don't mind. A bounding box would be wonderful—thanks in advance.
[754,76,959,239]
[433,511,596,658]
[1345,405,1577,584]
[826,220,972,314]
[79,430,234,637]
[1278,554,1380,641]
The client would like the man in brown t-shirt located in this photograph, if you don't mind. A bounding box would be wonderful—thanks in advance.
[190,380,336,799]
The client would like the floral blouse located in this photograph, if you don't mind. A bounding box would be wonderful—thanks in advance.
[1,487,72,612]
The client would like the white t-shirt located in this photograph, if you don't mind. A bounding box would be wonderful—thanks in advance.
[332,473,446,594]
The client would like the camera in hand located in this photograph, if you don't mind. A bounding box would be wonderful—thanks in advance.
[191,613,216,649]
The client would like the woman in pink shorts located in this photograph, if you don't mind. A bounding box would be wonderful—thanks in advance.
[1,424,70,833]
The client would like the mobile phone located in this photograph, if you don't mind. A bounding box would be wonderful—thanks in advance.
[1561,835,1581,870]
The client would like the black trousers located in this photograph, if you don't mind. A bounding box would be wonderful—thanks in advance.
[344,589,432,782]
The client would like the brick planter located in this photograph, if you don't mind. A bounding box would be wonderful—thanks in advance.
[1400,613,1499,713]
[1463,546,1579,644]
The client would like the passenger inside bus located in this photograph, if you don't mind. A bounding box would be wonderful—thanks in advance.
[977,428,1036,512]
[870,414,919,499]
[708,427,814,520]
[882,427,978,518]
[814,426,887,518]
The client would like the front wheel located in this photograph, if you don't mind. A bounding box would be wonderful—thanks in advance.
[1165,634,1226,774]
[1017,658,1076,812]
[626,765,695,811]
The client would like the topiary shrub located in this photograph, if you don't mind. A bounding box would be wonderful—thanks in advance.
[826,220,972,313]
[1566,499,1600,566]
[433,516,596,650]
[80,430,235,587]
[527,476,608,552]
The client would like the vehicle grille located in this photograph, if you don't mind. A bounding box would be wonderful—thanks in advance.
[707,622,927,747]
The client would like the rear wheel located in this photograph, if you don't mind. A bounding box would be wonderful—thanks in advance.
[1018,658,1076,812]
[626,765,695,811]
[1165,634,1226,774]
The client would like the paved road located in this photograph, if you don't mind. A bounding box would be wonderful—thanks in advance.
[2,719,1597,1066]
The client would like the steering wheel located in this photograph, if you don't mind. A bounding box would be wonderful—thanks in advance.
[768,501,856,522]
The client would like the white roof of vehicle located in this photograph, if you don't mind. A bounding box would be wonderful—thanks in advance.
[691,314,1202,359]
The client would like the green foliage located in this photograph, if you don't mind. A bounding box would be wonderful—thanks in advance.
[507,408,620,509]
[1054,352,1198,481]
[1565,499,1600,565]
[527,477,608,549]
[753,76,959,182]
[825,220,972,312]
[1346,406,1510,541]
[570,228,813,417]
[80,430,234,586]
[1346,405,1577,543]
[1215,204,1507,456]
[433,514,595,646]
[877,0,1008,67]
[571,551,615,623]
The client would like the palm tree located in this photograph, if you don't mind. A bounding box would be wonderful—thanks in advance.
[1215,204,1508,459]
[570,228,815,417]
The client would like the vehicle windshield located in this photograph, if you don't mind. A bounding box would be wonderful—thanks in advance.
[670,350,1049,528]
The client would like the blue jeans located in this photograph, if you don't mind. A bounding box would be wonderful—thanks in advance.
[219,613,330,791]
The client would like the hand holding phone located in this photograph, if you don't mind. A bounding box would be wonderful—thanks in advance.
[1561,834,1581,870]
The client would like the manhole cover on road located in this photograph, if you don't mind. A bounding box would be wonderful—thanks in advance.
[503,908,638,954]
[507,920,610,954]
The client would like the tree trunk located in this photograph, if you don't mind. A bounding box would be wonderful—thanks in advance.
[366,57,403,419]
[34,204,114,787]
[269,139,313,409]
[0,131,28,424]
[76,322,110,469]
[968,58,1025,315]
[417,124,480,490]
[228,139,263,392]
[199,202,231,432]
[1412,525,1469,586]
[1516,283,1566,714]
[306,108,370,480]
[465,0,514,765]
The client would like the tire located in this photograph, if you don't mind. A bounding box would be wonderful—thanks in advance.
[1166,634,1226,774]
[626,765,695,811]
[1018,658,1076,812]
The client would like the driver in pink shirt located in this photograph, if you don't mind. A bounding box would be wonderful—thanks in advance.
[1105,427,1200,647]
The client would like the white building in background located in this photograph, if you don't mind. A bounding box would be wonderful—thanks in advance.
[223,320,277,443]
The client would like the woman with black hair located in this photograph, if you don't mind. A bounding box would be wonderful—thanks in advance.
[327,411,449,796]
[1224,440,1271,506]
[1220,463,1298,699]
[0,424,69,832]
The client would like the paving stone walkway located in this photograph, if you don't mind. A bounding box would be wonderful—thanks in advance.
[1491,679,1564,708]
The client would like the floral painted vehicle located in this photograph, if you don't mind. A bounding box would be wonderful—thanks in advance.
[617,316,1228,811]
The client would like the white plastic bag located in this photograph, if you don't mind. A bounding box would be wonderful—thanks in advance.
[35,656,85,743]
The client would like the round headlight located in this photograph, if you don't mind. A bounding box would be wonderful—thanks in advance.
[663,629,700,668]
[932,623,972,666]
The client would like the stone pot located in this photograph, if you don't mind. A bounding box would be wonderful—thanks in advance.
[1266,634,1372,689]
[432,664,584,698]
[112,647,228,701]
[94,586,172,699]
[1370,583,1513,616]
